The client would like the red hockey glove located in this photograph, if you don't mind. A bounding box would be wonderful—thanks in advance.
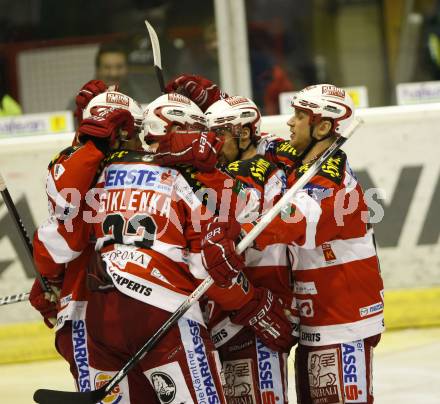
[165,74,228,112]
[201,217,245,288]
[79,107,135,148]
[231,287,298,352]
[74,80,108,124]
[153,131,223,172]
[29,278,62,329]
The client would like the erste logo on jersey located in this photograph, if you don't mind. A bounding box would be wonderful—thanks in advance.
[104,164,175,195]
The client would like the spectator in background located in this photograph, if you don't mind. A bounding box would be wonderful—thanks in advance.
[67,41,144,119]
[95,42,129,88]
[248,24,295,115]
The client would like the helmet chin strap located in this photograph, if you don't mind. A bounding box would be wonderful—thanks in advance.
[236,126,255,158]
[300,122,333,163]
[238,139,253,155]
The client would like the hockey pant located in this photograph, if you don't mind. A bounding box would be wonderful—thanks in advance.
[85,288,227,404]
[55,321,158,403]
[294,334,381,404]
[216,326,290,404]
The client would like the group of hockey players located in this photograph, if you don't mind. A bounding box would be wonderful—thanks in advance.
[29,73,384,404]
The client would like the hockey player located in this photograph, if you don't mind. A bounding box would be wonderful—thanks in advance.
[30,88,161,402]
[203,96,298,404]
[144,90,299,403]
[33,90,271,403]
[203,84,385,404]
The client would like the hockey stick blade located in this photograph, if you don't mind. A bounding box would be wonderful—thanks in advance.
[144,20,166,93]
[33,388,107,404]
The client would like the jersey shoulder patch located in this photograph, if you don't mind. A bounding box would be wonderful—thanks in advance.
[176,166,212,207]
[104,150,152,164]
[296,150,347,185]
[48,145,80,169]
[274,140,299,161]
[225,155,277,187]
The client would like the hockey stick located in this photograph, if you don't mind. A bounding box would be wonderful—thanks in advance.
[145,20,166,93]
[33,118,363,404]
[0,292,30,306]
[0,172,51,292]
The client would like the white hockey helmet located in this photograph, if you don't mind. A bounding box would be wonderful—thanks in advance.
[143,93,207,146]
[205,96,261,141]
[291,84,354,136]
[83,90,144,132]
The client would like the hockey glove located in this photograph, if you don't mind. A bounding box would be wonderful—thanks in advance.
[29,278,62,329]
[79,107,135,150]
[165,74,228,112]
[153,130,223,172]
[74,80,108,124]
[201,216,245,288]
[231,287,298,352]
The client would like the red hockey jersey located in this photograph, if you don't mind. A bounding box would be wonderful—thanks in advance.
[245,150,385,346]
[33,141,105,330]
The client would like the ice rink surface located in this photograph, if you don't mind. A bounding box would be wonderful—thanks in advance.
[2,327,439,403]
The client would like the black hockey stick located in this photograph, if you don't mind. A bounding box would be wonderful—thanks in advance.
[0,172,51,292]
[145,20,166,93]
[33,117,363,404]
[0,292,30,306]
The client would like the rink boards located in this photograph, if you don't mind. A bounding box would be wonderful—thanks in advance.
[0,104,439,363]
